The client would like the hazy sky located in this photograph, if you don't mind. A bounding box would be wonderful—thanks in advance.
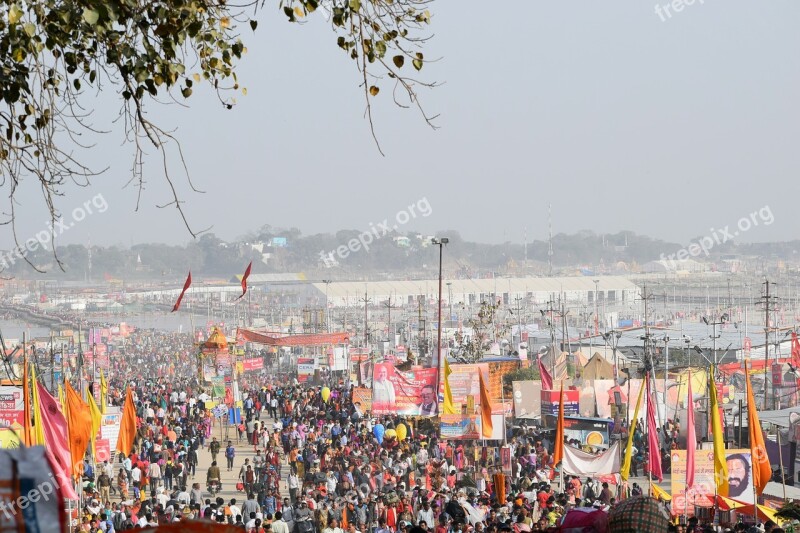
[4,1,799,250]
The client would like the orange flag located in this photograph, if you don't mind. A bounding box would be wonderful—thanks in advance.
[116,386,138,456]
[746,361,772,495]
[65,381,92,479]
[479,371,493,438]
[551,381,565,479]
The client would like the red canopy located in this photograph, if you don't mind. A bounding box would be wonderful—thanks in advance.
[237,328,349,347]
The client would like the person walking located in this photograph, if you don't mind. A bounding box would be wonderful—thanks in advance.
[210,437,221,463]
[226,440,236,471]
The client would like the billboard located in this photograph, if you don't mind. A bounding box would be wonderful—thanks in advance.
[562,416,612,450]
[241,358,263,372]
[440,363,490,407]
[352,387,373,414]
[0,386,23,429]
[671,449,755,516]
[541,389,579,427]
[298,357,316,383]
[371,363,438,417]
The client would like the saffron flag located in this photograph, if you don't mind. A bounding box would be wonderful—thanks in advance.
[116,386,138,456]
[551,381,565,479]
[646,374,663,482]
[745,361,771,495]
[171,271,192,312]
[36,382,79,499]
[31,364,46,446]
[87,389,102,458]
[479,371,493,439]
[442,359,457,415]
[237,261,253,300]
[620,379,646,481]
[709,366,729,497]
[65,381,92,479]
[538,355,553,391]
[99,369,108,414]
[686,370,696,489]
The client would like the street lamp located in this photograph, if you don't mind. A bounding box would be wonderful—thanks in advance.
[446,282,453,329]
[322,280,332,333]
[432,238,449,371]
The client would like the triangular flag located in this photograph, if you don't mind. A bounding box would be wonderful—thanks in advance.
[709,366,729,497]
[87,389,102,458]
[479,371,493,439]
[36,381,79,499]
[538,355,553,391]
[237,261,253,300]
[745,360,772,495]
[31,364,46,446]
[116,386,138,456]
[442,359,457,415]
[171,271,192,312]
[686,370,696,489]
[646,374,663,482]
[551,381,565,479]
[22,359,33,446]
[99,370,108,415]
[65,381,92,480]
[621,379,646,481]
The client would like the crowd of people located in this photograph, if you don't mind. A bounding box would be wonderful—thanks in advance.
[62,329,789,533]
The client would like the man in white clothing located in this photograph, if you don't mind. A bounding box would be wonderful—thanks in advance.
[372,365,396,405]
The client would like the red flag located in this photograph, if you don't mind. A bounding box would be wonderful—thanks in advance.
[685,370,696,489]
[791,332,800,367]
[550,381,565,480]
[538,355,553,391]
[171,271,192,312]
[646,374,663,482]
[237,261,252,300]
[37,382,79,500]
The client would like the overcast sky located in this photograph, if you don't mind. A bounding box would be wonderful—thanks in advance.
[4,1,799,249]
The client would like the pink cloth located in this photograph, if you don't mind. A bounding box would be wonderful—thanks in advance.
[646,376,663,482]
[685,370,696,489]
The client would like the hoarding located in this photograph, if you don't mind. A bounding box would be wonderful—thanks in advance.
[241,358,263,372]
[298,357,316,383]
[562,416,612,450]
[352,387,373,414]
[0,386,23,428]
[541,389,579,427]
[670,449,754,516]
[371,363,438,416]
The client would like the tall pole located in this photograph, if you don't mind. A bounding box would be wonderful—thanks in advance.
[764,280,771,411]
[432,238,448,395]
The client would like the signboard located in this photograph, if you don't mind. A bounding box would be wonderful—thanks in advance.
[328,347,348,371]
[95,439,111,462]
[772,363,783,388]
[512,380,542,419]
[241,358,263,372]
[352,387,373,414]
[0,386,23,429]
[298,357,316,383]
[743,337,752,356]
[440,363,490,406]
[440,414,481,440]
[100,411,122,453]
[562,416,612,450]
[371,363,438,416]
[541,389,579,427]
[671,449,755,516]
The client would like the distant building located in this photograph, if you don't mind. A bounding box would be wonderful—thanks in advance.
[641,259,706,273]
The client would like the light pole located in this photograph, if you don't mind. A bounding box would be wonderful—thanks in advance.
[322,280,331,332]
[447,282,453,329]
[593,279,600,334]
[432,238,449,371]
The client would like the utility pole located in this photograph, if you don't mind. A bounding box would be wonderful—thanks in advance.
[384,296,398,350]
[758,280,779,410]
[542,295,560,379]
[547,203,554,277]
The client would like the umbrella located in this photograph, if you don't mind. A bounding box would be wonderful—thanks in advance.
[560,507,608,533]
[607,497,670,533]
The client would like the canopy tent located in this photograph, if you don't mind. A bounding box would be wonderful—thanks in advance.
[582,353,616,380]
[237,328,349,347]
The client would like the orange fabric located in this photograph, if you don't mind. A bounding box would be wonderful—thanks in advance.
[22,362,33,446]
[551,382,565,480]
[745,361,772,495]
[479,372,493,438]
[493,473,506,504]
[66,381,92,479]
[116,386,138,456]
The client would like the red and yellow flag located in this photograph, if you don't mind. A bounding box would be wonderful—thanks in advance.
[745,361,772,495]
[65,381,92,479]
[552,381,565,478]
[479,371,493,438]
[116,386,138,456]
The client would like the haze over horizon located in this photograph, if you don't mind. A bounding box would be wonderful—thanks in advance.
[2,1,798,251]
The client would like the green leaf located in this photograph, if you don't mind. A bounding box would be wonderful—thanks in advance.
[23,23,36,37]
[181,87,192,98]
[82,8,100,25]
[283,6,296,21]
[393,55,404,68]
[348,0,361,11]
[249,20,258,31]
[412,58,423,71]
[8,4,22,24]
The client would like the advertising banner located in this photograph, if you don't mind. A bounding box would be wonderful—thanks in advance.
[371,363,438,416]
[562,416,612,450]
[352,387,373,414]
[670,449,755,516]
[298,357,316,383]
[0,386,23,429]
[440,363,490,407]
[541,389,579,427]
[242,358,263,372]
[100,410,122,454]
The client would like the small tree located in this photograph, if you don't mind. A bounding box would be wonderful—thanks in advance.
[452,300,509,363]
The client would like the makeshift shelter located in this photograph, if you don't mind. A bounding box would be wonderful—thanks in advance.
[582,353,616,380]
[539,346,569,382]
